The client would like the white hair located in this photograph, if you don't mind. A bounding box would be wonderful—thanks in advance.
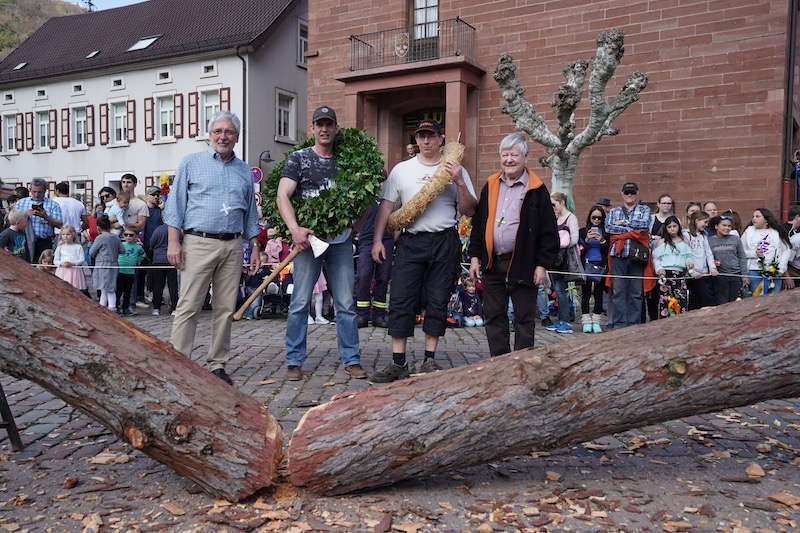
[208,111,241,136]
[498,133,528,156]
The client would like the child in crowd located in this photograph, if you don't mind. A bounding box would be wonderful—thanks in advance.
[117,230,146,315]
[707,215,748,304]
[741,208,792,295]
[0,210,30,262]
[90,215,122,312]
[682,211,718,309]
[308,271,330,325]
[264,228,284,265]
[108,191,130,234]
[54,224,87,292]
[37,249,55,275]
[460,277,484,327]
[652,215,693,317]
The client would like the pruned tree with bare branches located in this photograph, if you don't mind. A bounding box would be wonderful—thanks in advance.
[493,28,647,203]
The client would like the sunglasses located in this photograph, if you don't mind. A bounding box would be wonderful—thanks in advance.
[591,215,602,219]
[622,191,637,195]
[123,233,136,237]
[100,194,111,199]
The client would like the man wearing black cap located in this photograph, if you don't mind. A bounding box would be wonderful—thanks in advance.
[604,181,652,329]
[370,118,477,382]
[276,105,366,381]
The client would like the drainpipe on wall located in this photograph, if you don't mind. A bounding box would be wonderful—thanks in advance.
[781,0,799,219]
[236,45,249,163]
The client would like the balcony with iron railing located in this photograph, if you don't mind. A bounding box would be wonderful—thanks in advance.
[348,17,477,72]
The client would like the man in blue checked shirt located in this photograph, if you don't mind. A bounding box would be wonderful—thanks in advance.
[14,178,62,262]
[604,181,651,329]
[165,110,261,387]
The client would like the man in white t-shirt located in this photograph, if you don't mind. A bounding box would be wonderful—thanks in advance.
[371,118,477,382]
[120,173,148,233]
[53,181,87,235]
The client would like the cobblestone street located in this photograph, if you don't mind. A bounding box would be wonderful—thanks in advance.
[1,313,799,532]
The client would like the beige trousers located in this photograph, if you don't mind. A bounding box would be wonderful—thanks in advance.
[170,234,242,370]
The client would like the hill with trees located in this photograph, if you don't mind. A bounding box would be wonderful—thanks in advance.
[0,0,85,60]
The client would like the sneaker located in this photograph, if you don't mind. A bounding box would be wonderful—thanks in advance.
[592,322,602,334]
[543,317,556,330]
[151,309,161,316]
[582,323,592,333]
[307,316,314,325]
[315,316,331,325]
[556,321,574,334]
[211,368,233,386]
[285,366,303,381]
[419,359,441,373]
[344,364,367,379]
[135,301,149,309]
[170,310,177,317]
[370,363,410,383]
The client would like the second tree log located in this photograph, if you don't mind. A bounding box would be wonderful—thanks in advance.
[288,290,800,495]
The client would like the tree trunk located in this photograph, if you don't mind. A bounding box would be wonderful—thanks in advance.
[548,156,578,205]
[288,289,800,495]
[0,252,282,502]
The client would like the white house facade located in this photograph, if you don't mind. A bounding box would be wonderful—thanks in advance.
[0,0,307,207]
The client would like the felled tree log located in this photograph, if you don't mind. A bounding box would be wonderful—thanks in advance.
[289,289,800,495]
[0,252,282,502]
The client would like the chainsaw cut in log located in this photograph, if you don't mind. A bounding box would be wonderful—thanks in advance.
[386,141,465,231]
[0,251,282,502]
[288,290,800,495]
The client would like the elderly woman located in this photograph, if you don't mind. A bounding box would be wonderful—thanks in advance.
[467,133,559,358]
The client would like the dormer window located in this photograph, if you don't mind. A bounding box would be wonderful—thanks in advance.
[127,35,160,52]
[85,50,100,59]
[12,62,27,71]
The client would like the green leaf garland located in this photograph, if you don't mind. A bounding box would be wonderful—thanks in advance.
[261,128,385,239]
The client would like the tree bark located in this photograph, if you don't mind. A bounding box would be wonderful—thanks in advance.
[288,290,800,495]
[0,252,282,502]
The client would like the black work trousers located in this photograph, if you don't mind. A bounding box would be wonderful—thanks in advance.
[151,264,179,311]
[482,255,537,357]
[388,228,461,339]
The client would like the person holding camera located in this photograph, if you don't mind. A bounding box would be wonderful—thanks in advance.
[13,178,62,262]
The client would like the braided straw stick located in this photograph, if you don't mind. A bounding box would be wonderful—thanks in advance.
[387,141,466,231]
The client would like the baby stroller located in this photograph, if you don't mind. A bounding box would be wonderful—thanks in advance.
[251,267,293,319]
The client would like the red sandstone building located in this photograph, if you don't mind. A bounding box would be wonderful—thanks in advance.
[306,0,800,219]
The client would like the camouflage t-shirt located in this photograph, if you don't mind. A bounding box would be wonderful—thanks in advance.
[282,147,351,243]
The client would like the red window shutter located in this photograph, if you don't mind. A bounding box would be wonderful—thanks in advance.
[144,97,154,141]
[188,91,198,138]
[86,105,95,146]
[61,108,70,149]
[24,112,34,151]
[15,113,23,151]
[49,109,58,150]
[220,87,230,111]
[174,93,184,139]
[99,104,109,145]
[126,99,136,143]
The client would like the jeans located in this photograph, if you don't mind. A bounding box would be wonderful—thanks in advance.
[243,287,262,318]
[537,285,549,320]
[713,275,742,304]
[609,256,644,329]
[747,270,783,295]
[285,239,360,368]
[550,276,571,322]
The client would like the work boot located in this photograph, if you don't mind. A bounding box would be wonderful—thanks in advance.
[357,316,370,328]
[372,314,388,328]
[344,364,367,379]
[285,366,303,381]
[419,359,441,373]
[370,363,410,383]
